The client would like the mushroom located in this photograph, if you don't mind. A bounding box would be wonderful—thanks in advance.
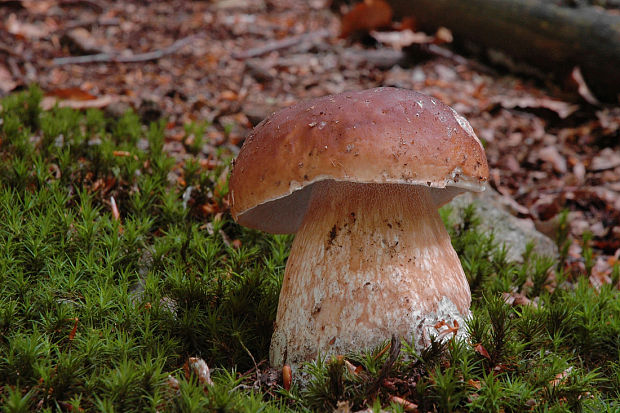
[229,87,488,368]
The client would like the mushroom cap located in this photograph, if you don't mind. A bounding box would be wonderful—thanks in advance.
[230,87,488,234]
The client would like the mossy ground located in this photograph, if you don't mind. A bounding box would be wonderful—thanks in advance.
[0,87,618,412]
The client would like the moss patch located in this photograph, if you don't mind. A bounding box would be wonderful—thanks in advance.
[0,87,617,412]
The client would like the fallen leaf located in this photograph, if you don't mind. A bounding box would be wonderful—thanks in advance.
[550,366,573,387]
[0,64,17,94]
[344,359,360,376]
[382,378,397,391]
[389,395,418,412]
[370,29,433,50]
[340,0,393,38]
[68,317,79,341]
[40,95,117,110]
[570,66,600,105]
[167,375,180,392]
[474,343,491,360]
[62,27,106,55]
[467,378,482,389]
[46,87,96,101]
[334,401,352,413]
[491,96,578,119]
[573,161,586,184]
[110,196,120,221]
[21,0,55,13]
[538,146,567,174]
[502,291,535,307]
[188,357,214,386]
[435,320,460,339]
[6,13,50,39]
[590,147,620,171]
[434,27,453,44]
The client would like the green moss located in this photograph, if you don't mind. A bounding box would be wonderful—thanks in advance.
[0,87,617,411]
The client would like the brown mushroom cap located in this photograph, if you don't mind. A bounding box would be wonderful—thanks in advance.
[230,87,488,234]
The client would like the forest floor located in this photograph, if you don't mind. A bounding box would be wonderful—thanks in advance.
[1,0,619,298]
[1,1,620,411]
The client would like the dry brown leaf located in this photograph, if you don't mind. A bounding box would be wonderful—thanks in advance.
[550,366,573,387]
[590,148,620,171]
[502,291,535,307]
[474,343,491,360]
[434,320,447,330]
[467,378,482,390]
[46,87,96,101]
[63,27,107,55]
[21,0,55,13]
[370,29,433,50]
[188,357,214,386]
[167,375,180,392]
[435,320,460,339]
[0,64,17,94]
[344,359,359,376]
[491,96,578,119]
[340,0,393,38]
[110,196,120,221]
[389,396,418,412]
[434,27,453,44]
[68,317,79,341]
[538,146,567,174]
[6,13,50,39]
[572,161,586,184]
[40,95,117,110]
[570,66,600,105]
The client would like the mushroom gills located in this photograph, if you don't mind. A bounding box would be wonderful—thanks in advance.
[270,180,471,367]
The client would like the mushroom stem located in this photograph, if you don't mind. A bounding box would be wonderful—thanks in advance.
[269,180,471,367]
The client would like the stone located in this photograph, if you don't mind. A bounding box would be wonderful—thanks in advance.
[446,188,559,262]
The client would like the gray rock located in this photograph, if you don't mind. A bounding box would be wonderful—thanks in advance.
[446,188,558,262]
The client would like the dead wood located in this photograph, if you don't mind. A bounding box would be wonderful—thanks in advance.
[231,29,331,59]
[388,0,620,102]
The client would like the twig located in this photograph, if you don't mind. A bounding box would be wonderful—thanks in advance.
[423,43,496,75]
[232,29,331,59]
[188,357,214,386]
[236,334,261,388]
[52,35,198,65]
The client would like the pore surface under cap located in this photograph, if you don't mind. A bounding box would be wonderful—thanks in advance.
[230,87,488,234]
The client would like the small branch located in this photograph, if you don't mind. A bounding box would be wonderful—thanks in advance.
[52,35,198,65]
[424,43,495,74]
[232,29,331,59]
[236,334,261,388]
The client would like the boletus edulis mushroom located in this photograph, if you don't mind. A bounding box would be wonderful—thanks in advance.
[229,87,489,368]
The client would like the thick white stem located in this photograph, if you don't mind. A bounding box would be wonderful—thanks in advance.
[269,181,470,367]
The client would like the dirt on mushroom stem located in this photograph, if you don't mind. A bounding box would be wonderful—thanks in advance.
[269,180,470,368]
